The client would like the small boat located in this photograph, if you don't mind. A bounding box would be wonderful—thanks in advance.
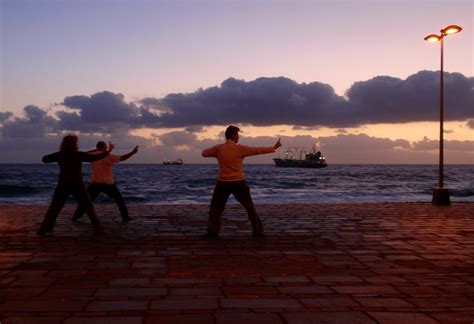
[163,158,183,165]
[273,147,327,168]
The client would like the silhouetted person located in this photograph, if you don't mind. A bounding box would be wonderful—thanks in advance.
[201,125,282,238]
[72,141,139,222]
[38,134,113,235]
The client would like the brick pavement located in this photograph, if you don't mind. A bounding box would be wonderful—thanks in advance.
[0,203,473,323]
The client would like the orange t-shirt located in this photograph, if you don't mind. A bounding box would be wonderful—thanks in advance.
[90,153,121,184]
[202,140,275,181]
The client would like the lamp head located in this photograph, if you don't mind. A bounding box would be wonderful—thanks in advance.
[424,34,441,42]
[442,25,462,36]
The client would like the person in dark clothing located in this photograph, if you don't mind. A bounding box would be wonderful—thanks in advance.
[71,141,139,222]
[37,134,113,235]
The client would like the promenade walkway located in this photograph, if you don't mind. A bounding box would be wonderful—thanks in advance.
[0,203,473,323]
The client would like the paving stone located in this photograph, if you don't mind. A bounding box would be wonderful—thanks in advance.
[2,317,64,324]
[64,317,143,324]
[284,311,376,323]
[215,311,283,324]
[150,298,219,310]
[222,286,279,297]
[332,285,400,295]
[145,314,214,324]
[355,297,415,308]
[369,312,438,324]
[221,298,302,309]
[169,287,222,297]
[300,297,359,308]
[85,300,149,311]
[277,285,333,295]
[94,287,167,297]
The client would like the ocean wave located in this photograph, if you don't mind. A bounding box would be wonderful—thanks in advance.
[0,184,42,197]
[450,188,474,197]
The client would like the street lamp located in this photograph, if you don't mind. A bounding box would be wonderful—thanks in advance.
[424,24,462,205]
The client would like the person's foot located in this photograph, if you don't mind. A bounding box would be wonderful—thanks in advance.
[37,228,52,235]
[201,232,218,239]
[252,232,265,239]
[122,216,132,222]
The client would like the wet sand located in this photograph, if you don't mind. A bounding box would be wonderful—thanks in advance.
[0,203,473,323]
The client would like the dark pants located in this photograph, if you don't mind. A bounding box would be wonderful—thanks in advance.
[207,180,263,235]
[73,183,128,220]
[39,183,103,232]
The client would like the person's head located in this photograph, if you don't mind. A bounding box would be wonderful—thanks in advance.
[60,134,79,152]
[225,125,240,143]
[96,141,107,152]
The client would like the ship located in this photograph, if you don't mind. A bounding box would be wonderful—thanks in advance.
[163,158,183,165]
[273,147,327,168]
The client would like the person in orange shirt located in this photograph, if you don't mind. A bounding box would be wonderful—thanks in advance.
[201,125,282,238]
[71,141,139,222]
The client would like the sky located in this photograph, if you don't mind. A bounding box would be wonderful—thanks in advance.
[0,0,473,164]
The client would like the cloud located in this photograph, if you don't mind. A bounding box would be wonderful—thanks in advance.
[345,71,474,124]
[467,119,474,129]
[142,76,346,128]
[1,105,57,138]
[140,71,473,128]
[0,112,13,124]
[185,126,205,133]
[159,131,197,147]
[412,137,474,152]
[3,71,472,138]
[57,91,161,133]
[1,70,473,164]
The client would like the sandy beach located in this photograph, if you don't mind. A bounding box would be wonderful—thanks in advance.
[1,203,473,323]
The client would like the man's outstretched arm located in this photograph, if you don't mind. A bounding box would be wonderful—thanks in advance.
[120,145,139,161]
[202,145,220,157]
[240,138,282,156]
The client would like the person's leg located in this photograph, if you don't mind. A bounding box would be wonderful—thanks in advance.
[206,181,231,236]
[72,183,101,221]
[104,184,130,221]
[38,184,70,234]
[232,181,264,236]
[73,183,104,234]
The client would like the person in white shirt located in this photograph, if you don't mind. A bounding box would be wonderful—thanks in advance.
[72,141,139,222]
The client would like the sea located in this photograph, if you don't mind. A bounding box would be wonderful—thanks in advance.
[0,164,473,205]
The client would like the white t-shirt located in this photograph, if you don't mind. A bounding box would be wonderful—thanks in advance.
[90,153,121,185]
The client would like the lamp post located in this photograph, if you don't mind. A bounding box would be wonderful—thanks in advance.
[424,24,462,205]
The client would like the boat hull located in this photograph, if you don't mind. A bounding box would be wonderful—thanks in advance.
[273,158,327,168]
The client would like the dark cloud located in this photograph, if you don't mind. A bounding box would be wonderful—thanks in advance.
[0,112,13,124]
[58,91,160,133]
[412,137,474,152]
[185,126,205,133]
[317,133,411,151]
[142,76,346,128]
[335,128,348,134]
[1,105,57,138]
[159,131,197,147]
[467,119,474,129]
[345,71,474,124]
[140,71,473,128]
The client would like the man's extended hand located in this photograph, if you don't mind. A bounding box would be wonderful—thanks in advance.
[132,145,139,154]
[108,142,115,152]
[274,138,282,150]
